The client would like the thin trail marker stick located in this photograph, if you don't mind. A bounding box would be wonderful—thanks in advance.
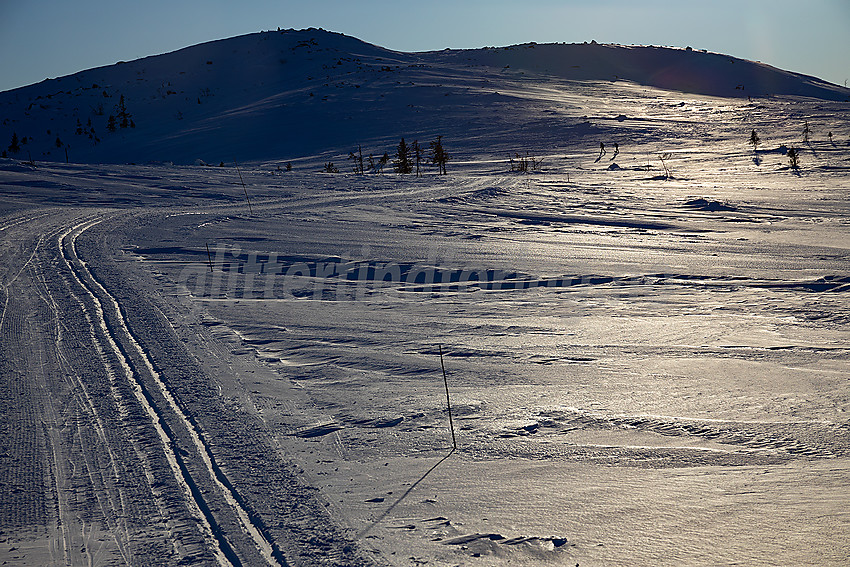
[233,159,253,215]
[206,243,214,272]
[439,344,457,451]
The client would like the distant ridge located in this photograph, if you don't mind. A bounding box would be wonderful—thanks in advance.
[1,29,847,165]
[434,41,848,101]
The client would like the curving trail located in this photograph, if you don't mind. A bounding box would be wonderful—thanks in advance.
[0,204,378,566]
[62,217,280,566]
[60,217,239,567]
[1,208,223,565]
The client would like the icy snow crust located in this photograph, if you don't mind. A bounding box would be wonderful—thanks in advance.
[1,29,849,566]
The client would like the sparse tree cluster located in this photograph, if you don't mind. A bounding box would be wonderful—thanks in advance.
[329,137,449,176]
[2,132,34,159]
[108,94,135,131]
[4,112,111,159]
[59,92,129,146]
[750,120,824,172]
[509,152,543,172]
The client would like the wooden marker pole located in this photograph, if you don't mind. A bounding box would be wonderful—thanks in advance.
[439,344,457,451]
[206,243,214,272]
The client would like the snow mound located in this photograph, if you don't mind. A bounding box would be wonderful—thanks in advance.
[683,198,737,212]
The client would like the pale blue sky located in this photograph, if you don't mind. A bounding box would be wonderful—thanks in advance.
[1,0,848,92]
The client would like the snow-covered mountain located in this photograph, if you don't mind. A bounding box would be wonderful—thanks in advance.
[1,28,848,165]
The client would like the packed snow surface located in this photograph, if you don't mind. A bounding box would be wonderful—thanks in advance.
[1,29,849,567]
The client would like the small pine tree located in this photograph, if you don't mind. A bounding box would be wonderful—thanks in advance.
[394,138,412,174]
[429,136,449,174]
[285,161,292,171]
[749,129,760,150]
[8,132,21,154]
[324,161,339,173]
[378,152,389,174]
[107,115,117,132]
[116,94,131,128]
[802,121,811,144]
[787,147,799,169]
[55,136,63,148]
[75,118,83,135]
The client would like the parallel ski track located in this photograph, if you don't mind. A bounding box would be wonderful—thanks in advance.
[39,223,135,565]
[60,217,284,567]
[0,211,57,333]
[0,210,53,233]
[58,218,231,567]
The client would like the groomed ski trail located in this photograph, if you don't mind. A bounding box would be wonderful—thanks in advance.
[60,217,283,567]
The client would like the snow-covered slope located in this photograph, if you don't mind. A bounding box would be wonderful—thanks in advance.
[1,28,848,165]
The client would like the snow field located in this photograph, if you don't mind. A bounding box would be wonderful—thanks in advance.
[1,27,849,567]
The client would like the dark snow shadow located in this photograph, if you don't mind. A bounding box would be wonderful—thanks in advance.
[357,448,456,540]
